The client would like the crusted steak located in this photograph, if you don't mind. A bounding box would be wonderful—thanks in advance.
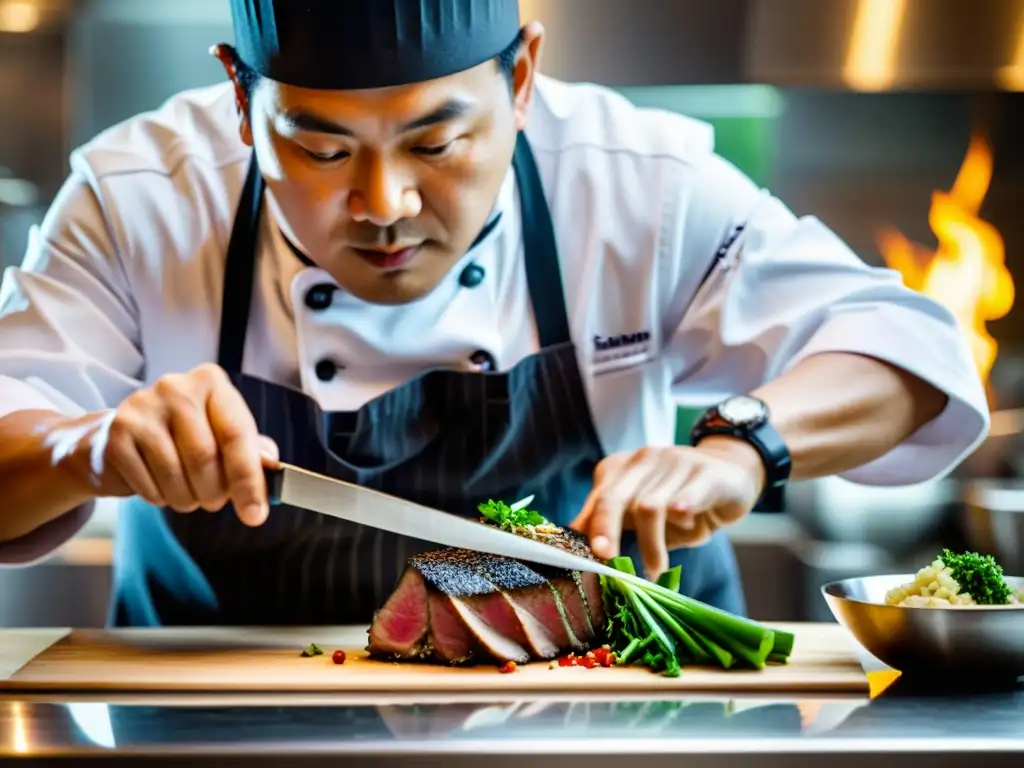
[368,531,607,665]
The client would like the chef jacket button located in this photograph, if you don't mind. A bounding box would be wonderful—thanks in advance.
[458,263,485,288]
[469,350,495,372]
[304,284,336,310]
[315,359,339,382]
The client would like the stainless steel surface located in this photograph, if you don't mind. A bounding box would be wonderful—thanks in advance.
[272,464,638,583]
[823,574,1024,680]
[961,480,1024,573]
[0,688,1022,765]
[38,0,1024,92]
[959,409,1024,479]
[747,0,1024,90]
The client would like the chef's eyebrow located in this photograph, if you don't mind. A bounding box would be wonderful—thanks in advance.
[280,98,475,137]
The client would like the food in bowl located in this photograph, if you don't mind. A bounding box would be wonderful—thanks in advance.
[885,549,1023,608]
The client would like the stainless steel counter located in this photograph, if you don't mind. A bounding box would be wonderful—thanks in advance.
[1,681,1021,766]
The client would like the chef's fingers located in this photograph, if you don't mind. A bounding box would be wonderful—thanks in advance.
[167,393,230,513]
[104,422,164,506]
[569,492,597,534]
[633,503,669,581]
[257,434,280,466]
[665,514,715,549]
[633,460,696,518]
[586,451,661,561]
[630,462,693,579]
[669,472,717,532]
[568,453,627,535]
[205,371,270,526]
[132,417,200,513]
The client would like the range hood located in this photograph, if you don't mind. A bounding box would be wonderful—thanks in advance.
[522,0,1024,90]
[15,0,1024,90]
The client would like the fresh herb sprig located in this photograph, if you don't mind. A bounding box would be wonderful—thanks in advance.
[939,549,1014,605]
[301,642,324,657]
[478,498,795,677]
[478,497,548,532]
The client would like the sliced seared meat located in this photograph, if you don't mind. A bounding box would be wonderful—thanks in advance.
[549,573,595,644]
[366,569,430,659]
[426,591,478,664]
[579,571,606,631]
[367,559,486,664]
[531,529,606,645]
[470,555,564,659]
[367,528,609,666]
[413,549,526,664]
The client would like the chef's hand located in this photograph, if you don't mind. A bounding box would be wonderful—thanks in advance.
[570,438,766,580]
[45,363,279,526]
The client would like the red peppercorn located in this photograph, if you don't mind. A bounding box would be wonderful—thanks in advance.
[332,650,347,665]
[499,660,517,674]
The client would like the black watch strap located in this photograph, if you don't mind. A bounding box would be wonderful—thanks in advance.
[690,399,792,494]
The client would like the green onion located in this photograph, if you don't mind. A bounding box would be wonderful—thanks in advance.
[602,555,792,675]
[480,499,796,677]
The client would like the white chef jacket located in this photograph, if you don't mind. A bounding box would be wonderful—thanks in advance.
[0,75,989,565]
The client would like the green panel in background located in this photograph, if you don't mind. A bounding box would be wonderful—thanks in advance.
[614,85,784,187]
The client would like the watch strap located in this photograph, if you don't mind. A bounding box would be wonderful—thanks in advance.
[690,404,792,491]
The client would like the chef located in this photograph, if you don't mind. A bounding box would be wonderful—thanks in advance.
[0,0,989,626]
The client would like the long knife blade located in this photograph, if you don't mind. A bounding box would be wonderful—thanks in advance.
[266,463,647,587]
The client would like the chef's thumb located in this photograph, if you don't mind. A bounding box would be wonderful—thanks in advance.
[586,497,625,562]
[257,434,280,466]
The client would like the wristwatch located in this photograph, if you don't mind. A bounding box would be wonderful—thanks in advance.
[689,395,792,494]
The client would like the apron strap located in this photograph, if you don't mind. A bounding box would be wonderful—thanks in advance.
[511,133,571,348]
[216,156,265,374]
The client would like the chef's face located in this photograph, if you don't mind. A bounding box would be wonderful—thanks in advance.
[215,25,543,306]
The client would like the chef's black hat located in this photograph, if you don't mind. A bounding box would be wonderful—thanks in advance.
[230,0,522,90]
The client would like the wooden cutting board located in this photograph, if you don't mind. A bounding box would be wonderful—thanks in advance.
[0,623,867,694]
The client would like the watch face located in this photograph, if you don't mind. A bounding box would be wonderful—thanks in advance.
[718,396,767,427]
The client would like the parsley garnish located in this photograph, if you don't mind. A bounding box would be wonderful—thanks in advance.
[478,496,548,531]
[939,549,1014,605]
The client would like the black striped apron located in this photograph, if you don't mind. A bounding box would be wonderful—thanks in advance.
[109,133,745,627]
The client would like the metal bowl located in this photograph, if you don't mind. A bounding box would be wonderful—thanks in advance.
[784,476,956,556]
[960,480,1024,574]
[821,574,1024,681]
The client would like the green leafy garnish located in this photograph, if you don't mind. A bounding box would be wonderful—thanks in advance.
[939,549,1014,605]
[478,497,549,532]
[301,642,324,657]
[478,496,797,677]
[600,556,792,677]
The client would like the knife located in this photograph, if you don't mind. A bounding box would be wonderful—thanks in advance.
[265,463,648,586]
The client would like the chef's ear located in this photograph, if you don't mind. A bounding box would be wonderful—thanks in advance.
[511,21,545,132]
[210,44,255,147]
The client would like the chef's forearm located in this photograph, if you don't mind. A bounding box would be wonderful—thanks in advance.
[0,410,95,543]
[750,352,950,480]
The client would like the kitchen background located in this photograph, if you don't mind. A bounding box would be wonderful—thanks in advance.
[1,0,1023,626]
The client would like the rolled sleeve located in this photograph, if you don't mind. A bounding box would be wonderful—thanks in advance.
[0,171,143,565]
[0,172,144,415]
[0,374,75,420]
[668,154,989,486]
[784,304,988,484]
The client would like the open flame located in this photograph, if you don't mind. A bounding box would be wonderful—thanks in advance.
[876,131,1015,395]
